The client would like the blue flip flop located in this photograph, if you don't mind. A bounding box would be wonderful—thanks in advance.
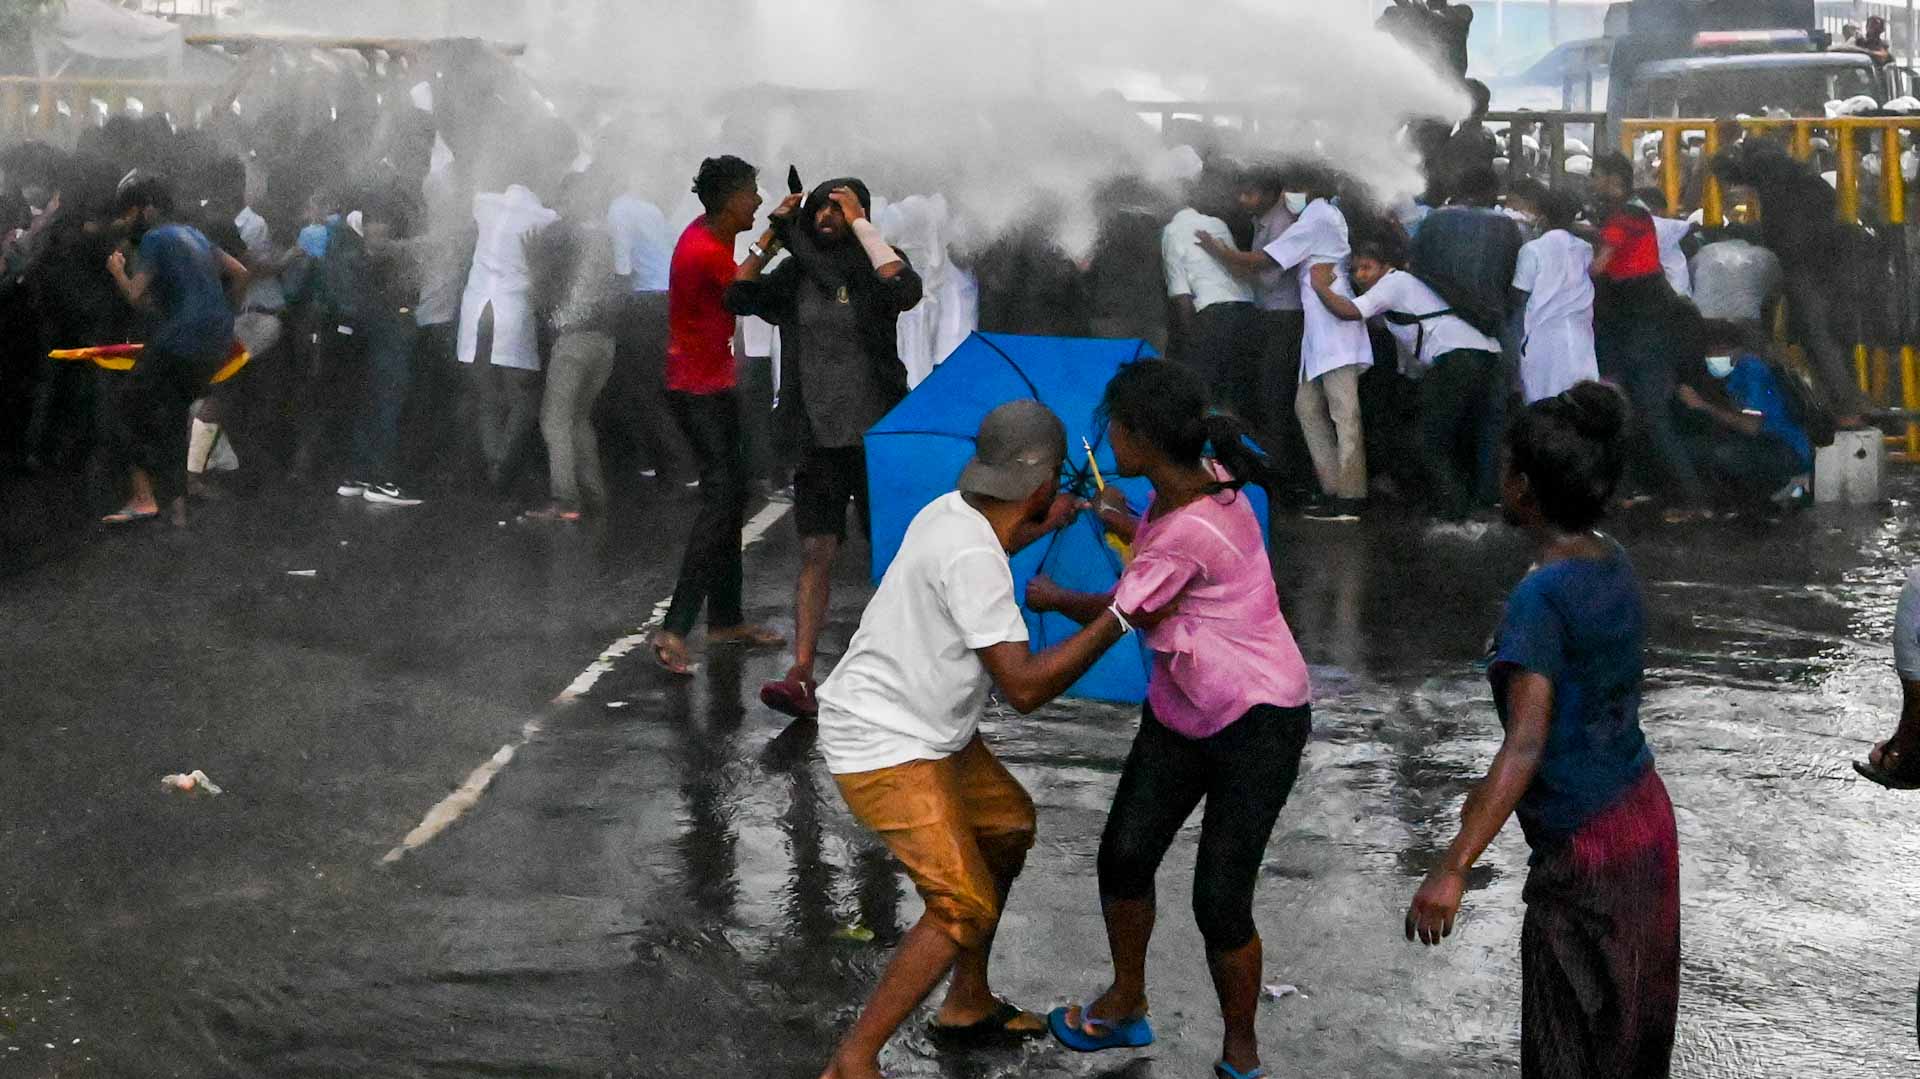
[1214,1061,1268,1079]
[1046,1001,1153,1053]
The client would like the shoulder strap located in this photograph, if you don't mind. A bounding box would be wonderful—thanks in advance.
[1381,307,1455,362]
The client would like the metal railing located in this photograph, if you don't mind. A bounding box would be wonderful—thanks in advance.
[1484,110,1610,186]
[0,77,225,144]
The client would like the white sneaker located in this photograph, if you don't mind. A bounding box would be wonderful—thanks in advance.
[1425,520,1491,542]
[363,482,423,507]
[336,479,367,497]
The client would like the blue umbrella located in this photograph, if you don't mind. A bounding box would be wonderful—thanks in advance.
[865,332,1269,704]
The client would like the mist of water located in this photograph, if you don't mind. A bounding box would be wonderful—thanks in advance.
[240,0,1468,256]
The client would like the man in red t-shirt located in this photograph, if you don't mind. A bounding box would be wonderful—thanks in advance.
[651,156,800,674]
[1587,151,1707,516]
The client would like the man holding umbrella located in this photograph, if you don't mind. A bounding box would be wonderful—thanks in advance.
[814,399,1156,1079]
[729,178,923,720]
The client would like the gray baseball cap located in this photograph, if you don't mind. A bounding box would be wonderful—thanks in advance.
[958,400,1067,501]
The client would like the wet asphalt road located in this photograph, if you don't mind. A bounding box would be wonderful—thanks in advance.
[4,474,1920,1078]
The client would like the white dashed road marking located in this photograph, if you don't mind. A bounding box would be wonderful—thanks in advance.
[380,501,792,864]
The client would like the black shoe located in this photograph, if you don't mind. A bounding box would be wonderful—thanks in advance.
[1305,499,1361,523]
[362,482,423,507]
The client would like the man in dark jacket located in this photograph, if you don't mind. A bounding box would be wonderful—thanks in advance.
[729,177,923,719]
[1712,141,1870,427]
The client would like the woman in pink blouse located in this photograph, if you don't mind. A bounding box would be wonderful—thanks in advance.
[1027,360,1311,1079]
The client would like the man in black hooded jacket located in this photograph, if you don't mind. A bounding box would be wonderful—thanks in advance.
[729,177,923,719]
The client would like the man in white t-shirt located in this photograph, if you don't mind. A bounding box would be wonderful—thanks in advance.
[816,399,1143,1079]
[1198,169,1372,521]
[1311,241,1502,522]
[1159,181,1258,397]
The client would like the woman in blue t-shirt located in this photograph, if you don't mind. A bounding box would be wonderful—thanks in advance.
[1405,381,1680,1078]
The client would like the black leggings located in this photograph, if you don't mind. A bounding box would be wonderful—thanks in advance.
[1097,702,1311,952]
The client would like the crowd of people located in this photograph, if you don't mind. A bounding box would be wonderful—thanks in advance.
[0,80,1866,543]
[2,44,1917,1079]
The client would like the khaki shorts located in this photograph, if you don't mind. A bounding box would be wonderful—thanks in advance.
[834,735,1037,949]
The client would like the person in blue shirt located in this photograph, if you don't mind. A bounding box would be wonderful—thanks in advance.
[1405,381,1680,1079]
[1675,319,1813,512]
[103,174,248,527]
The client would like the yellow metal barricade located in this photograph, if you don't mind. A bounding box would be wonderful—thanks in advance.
[1621,116,1920,459]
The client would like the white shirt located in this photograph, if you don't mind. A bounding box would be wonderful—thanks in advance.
[878,193,954,388]
[457,185,559,371]
[233,206,285,312]
[1162,207,1254,312]
[817,492,1030,775]
[1351,268,1500,374]
[413,164,467,328]
[607,194,671,292]
[1263,198,1372,380]
[1690,238,1782,323]
[1652,215,1692,296]
[1513,229,1599,403]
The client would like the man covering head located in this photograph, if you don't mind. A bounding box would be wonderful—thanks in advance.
[800,176,872,245]
[729,172,924,720]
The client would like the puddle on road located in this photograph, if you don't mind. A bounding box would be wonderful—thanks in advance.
[10,500,1920,1077]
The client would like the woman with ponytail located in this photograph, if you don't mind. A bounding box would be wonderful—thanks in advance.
[1405,381,1679,1078]
[1026,359,1311,1079]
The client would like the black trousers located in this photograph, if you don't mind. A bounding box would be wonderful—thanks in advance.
[663,390,748,637]
[1097,702,1310,952]
[1188,301,1264,428]
[1690,431,1803,509]
[110,342,225,505]
[401,321,462,483]
[1597,283,1706,505]
[614,292,696,483]
[1418,348,1501,521]
[1256,309,1313,493]
[1784,265,1869,419]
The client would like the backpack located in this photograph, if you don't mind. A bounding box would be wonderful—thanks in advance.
[1764,354,1837,449]
[320,220,375,327]
[1408,206,1523,338]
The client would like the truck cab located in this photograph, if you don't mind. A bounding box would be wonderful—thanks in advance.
[1622,49,1915,120]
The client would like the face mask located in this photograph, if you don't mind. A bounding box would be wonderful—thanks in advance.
[1284,192,1309,215]
[1705,355,1735,379]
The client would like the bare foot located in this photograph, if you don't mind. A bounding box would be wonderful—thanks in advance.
[1661,507,1714,525]
[102,499,161,525]
[1062,986,1148,1037]
[709,623,786,648]
[818,1052,883,1079]
[651,631,693,676]
[519,503,581,522]
[1870,739,1920,771]
[932,996,1043,1034]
